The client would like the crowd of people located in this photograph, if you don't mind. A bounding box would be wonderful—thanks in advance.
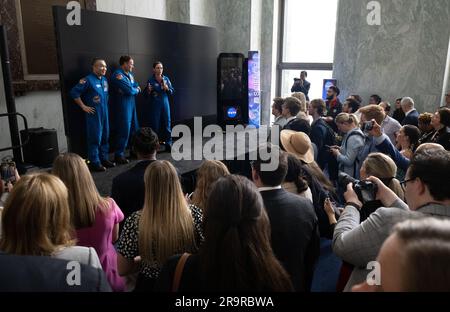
[0,83,450,292]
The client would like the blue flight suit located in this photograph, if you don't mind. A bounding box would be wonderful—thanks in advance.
[147,75,174,145]
[111,69,140,158]
[70,73,110,166]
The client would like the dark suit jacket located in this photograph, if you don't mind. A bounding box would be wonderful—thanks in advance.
[0,253,111,292]
[291,80,311,100]
[401,109,419,127]
[283,117,311,136]
[260,189,320,291]
[111,160,155,224]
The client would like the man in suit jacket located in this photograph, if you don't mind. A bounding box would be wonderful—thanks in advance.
[333,149,450,291]
[0,253,111,292]
[400,97,419,127]
[291,71,311,101]
[252,147,320,291]
[111,128,159,224]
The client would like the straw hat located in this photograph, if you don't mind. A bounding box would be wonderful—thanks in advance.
[280,130,314,164]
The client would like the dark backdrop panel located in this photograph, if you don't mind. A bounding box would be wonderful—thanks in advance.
[53,6,218,157]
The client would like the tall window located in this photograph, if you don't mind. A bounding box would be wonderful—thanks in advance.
[276,0,338,100]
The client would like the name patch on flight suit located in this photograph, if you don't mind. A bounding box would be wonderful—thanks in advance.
[103,81,108,92]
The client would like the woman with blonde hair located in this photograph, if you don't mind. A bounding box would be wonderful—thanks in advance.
[292,92,312,124]
[191,160,230,212]
[0,173,101,268]
[116,160,203,291]
[53,153,125,291]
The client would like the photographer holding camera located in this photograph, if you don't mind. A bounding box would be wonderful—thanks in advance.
[332,149,450,291]
[291,71,310,101]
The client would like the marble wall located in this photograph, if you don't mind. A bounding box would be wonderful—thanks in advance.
[96,0,166,19]
[166,0,190,24]
[334,0,450,113]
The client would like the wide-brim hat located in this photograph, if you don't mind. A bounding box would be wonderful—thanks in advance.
[280,130,314,164]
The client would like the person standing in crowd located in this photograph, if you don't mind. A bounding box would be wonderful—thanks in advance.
[111,128,159,225]
[429,108,450,150]
[155,175,294,292]
[111,56,141,165]
[251,147,320,291]
[400,97,419,127]
[379,101,391,115]
[324,86,342,132]
[380,102,401,145]
[417,113,435,145]
[330,113,365,179]
[291,71,310,101]
[147,62,174,152]
[443,90,450,109]
[309,98,339,183]
[352,218,450,292]
[369,94,382,105]
[291,92,311,124]
[190,160,230,213]
[281,97,311,135]
[0,174,102,268]
[342,98,360,114]
[392,97,405,123]
[70,58,113,172]
[116,161,203,291]
[271,97,287,128]
[52,153,125,292]
[333,149,450,291]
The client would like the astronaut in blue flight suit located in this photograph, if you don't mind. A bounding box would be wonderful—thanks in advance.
[147,61,174,150]
[111,56,141,164]
[70,58,114,172]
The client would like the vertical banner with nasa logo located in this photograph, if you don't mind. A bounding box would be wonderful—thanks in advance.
[248,51,261,128]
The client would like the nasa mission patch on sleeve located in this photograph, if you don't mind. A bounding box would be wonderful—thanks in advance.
[116,74,123,80]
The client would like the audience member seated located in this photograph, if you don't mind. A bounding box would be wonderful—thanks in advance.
[332,149,450,291]
[155,175,294,292]
[380,102,401,145]
[352,218,450,292]
[0,253,111,292]
[111,128,159,224]
[392,97,405,124]
[281,144,313,202]
[280,130,337,238]
[324,86,342,132]
[309,98,339,182]
[330,113,365,179]
[0,173,102,269]
[429,108,450,150]
[251,146,320,291]
[281,97,311,135]
[190,160,230,213]
[400,97,419,127]
[417,112,435,145]
[53,153,125,292]
[116,160,203,291]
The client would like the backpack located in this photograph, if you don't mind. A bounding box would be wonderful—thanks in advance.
[341,130,367,179]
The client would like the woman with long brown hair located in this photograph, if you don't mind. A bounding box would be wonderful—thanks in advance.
[155,175,293,292]
[116,160,203,291]
[0,173,101,268]
[53,153,125,292]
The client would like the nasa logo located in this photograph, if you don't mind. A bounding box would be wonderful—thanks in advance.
[227,107,238,119]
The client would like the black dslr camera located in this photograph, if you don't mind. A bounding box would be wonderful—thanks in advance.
[338,172,378,204]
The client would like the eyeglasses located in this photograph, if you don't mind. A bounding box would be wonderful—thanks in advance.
[400,177,416,190]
